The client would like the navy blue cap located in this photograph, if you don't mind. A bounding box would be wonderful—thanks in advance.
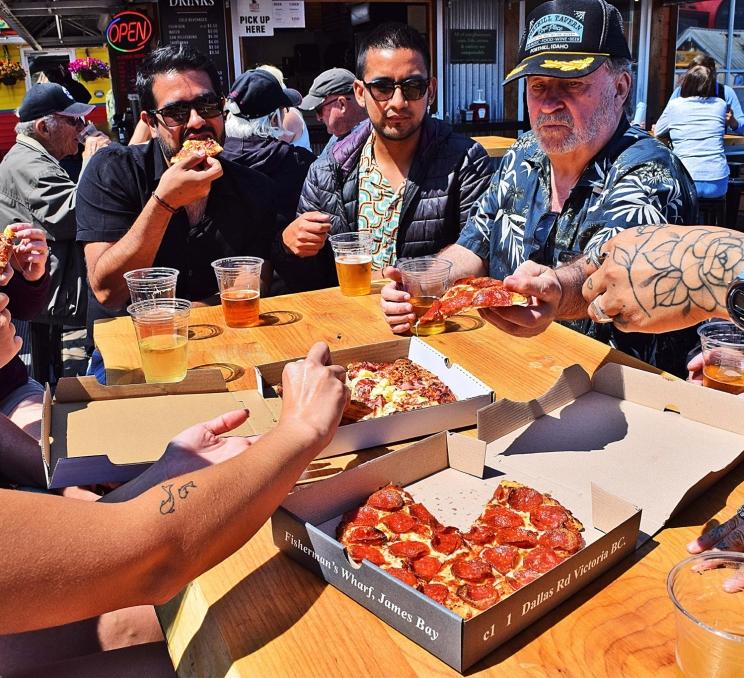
[17,83,95,122]
[225,70,302,120]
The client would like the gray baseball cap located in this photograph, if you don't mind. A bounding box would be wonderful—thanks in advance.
[299,68,356,110]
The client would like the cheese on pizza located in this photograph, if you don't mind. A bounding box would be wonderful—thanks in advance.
[171,138,223,164]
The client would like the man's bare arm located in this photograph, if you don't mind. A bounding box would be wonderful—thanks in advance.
[438,243,488,280]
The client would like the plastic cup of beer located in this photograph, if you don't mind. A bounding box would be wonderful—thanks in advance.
[124,267,179,303]
[667,552,744,677]
[398,256,453,336]
[329,232,373,296]
[211,256,263,328]
[127,298,191,384]
[697,321,744,395]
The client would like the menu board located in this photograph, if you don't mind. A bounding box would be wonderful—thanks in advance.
[158,0,230,89]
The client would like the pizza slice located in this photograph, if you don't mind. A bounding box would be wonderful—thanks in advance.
[417,277,528,325]
[0,226,14,270]
[171,138,223,164]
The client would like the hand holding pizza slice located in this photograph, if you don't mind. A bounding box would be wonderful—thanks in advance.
[171,138,223,165]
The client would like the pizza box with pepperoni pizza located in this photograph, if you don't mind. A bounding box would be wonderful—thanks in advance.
[255,337,493,459]
[272,362,744,671]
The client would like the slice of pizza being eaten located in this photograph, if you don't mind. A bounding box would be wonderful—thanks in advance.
[171,138,223,165]
[0,226,14,270]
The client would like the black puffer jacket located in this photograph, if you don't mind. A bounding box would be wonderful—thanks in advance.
[273,117,494,292]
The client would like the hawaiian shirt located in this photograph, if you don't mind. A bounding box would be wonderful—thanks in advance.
[457,119,699,377]
[357,133,406,269]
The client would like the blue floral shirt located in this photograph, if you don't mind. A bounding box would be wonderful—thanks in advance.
[457,120,700,376]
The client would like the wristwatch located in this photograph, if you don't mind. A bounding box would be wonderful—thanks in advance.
[726,271,744,330]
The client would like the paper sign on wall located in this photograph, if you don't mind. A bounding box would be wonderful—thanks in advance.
[273,1,305,28]
[236,0,274,37]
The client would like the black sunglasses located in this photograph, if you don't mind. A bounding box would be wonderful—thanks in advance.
[55,114,85,128]
[150,95,225,127]
[362,78,429,102]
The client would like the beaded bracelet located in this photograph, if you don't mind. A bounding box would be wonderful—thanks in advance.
[151,191,177,214]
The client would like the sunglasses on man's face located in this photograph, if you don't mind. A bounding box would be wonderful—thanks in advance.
[56,115,86,129]
[150,95,225,127]
[362,78,430,102]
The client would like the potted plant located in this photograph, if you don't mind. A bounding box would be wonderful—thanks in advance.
[68,57,109,82]
[0,60,25,86]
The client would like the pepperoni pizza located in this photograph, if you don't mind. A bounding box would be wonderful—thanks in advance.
[337,481,584,619]
[171,138,223,164]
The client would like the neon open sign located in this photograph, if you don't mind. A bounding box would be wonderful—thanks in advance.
[106,11,152,53]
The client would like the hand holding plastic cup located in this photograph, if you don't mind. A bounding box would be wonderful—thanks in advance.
[667,552,744,677]
[127,298,191,384]
[397,256,453,336]
[211,257,263,328]
[697,321,744,395]
[124,267,179,303]
[329,232,373,296]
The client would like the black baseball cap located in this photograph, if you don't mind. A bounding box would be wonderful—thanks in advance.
[17,83,94,122]
[225,70,302,120]
[503,0,631,85]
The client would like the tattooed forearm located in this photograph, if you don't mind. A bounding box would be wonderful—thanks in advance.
[159,480,198,515]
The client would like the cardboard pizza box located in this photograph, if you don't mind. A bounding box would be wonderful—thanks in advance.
[255,337,493,459]
[41,369,277,489]
[272,363,744,672]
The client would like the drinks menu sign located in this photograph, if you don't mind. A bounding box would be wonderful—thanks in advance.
[158,0,230,88]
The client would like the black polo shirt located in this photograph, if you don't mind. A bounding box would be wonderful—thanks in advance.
[76,139,279,342]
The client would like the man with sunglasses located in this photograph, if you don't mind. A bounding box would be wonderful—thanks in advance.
[274,22,493,292]
[76,45,278,381]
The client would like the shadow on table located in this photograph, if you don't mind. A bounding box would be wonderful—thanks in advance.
[190,362,245,384]
[188,324,223,341]
[259,310,302,326]
[170,552,324,676]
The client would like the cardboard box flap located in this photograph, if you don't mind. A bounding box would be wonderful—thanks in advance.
[54,368,228,403]
[591,482,640,534]
[593,363,744,435]
[41,384,53,485]
[446,432,486,479]
[477,364,591,444]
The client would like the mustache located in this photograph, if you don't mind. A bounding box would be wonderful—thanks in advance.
[535,112,573,128]
[181,126,218,142]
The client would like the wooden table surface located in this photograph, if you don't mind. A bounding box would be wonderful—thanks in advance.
[95,289,743,677]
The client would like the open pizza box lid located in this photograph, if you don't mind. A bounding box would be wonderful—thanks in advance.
[255,337,493,459]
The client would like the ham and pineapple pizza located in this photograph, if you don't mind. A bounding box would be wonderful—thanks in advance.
[171,138,223,164]
[337,481,584,619]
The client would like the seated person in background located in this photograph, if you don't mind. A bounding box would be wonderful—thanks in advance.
[256,64,312,152]
[298,68,368,155]
[670,54,743,135]
[381,0,698,378]
[0,342,348,676]
[274,22,493,293]
[222,69,316,224]
[76,45,278,381]
[656,65,729,199]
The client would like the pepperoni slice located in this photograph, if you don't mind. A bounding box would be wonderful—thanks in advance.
[409,503,442,529]
[367,488,405,511]
[523,546,562,573]
[413,556,444,580]
[389,540,430,559]
[432,527,464,554]
[538,528,584,555]
[384,566,418,587]
[493,483,509,504]
[381,512,417,534]
[451,558,494,583]
[508,568,541,590]
[496,527,538,548]
[482,545,519,575]
[347,544,386,566]
[463,525,496,545]
[530,504,569,531]
[507,486,544,512]
[481,506,524,528]
[342,505,380,527]
[346,525,387,545]
[457,583,500,611]
[421,582,449,605]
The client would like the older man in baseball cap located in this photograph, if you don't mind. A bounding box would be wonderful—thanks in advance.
[299,67,367,153]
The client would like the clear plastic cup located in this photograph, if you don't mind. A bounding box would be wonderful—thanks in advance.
[124,267,179,303]
[697,321,744,395]
[398,257,453,336]
[211,257,263,328]
[329,232,373,296]
[127,298,191,384]
[667,552,744,677]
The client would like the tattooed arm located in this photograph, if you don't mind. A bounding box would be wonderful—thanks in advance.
[0,342,348,634]
[582,225,744,333]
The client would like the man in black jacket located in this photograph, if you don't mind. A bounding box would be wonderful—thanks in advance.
[274,23,493,292]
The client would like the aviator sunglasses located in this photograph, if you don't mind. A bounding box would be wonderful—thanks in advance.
[149,94,225,127]
[362,77,430,102]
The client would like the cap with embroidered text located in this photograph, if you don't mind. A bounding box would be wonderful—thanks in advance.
[17,83,95,122]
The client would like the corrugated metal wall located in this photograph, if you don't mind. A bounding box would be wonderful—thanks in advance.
[445,0,504,122]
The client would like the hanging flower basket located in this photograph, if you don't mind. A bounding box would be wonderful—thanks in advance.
[68,57,109,82]
[0,60,24,86]
[1,75,16,86]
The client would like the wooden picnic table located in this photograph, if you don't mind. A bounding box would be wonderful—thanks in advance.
[95,287,744,677]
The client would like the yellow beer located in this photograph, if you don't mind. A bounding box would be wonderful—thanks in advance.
[138,334,188,383]
[335,254,372,296]
[410,296,446,336]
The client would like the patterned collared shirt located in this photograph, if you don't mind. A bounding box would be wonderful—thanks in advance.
[357,133,407,269]
[457,119,699,376]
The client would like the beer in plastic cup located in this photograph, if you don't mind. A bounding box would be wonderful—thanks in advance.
[211,257,263,328]
[329,232,373,296]
[127,298,191,384]
[697,321,744,395]
[667,552,744,677]
[124,267,179,303]
[397,257,453,336]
